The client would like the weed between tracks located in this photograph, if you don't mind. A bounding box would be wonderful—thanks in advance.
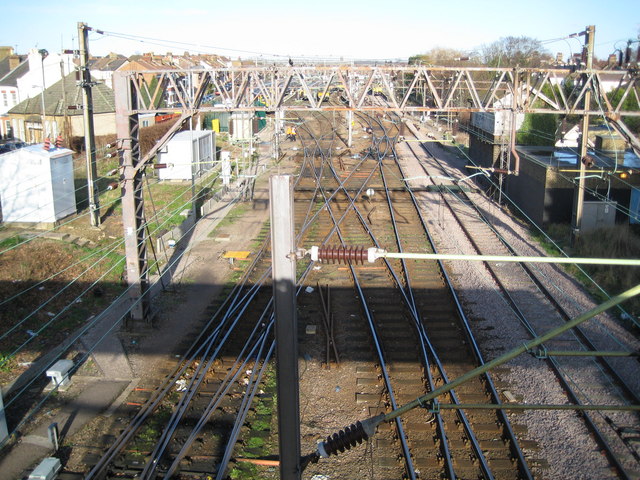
[129,406,172,458]
[228,363,278,479]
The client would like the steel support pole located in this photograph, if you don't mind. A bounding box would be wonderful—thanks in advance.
[114,71,149,325]
[78,22,101,227]
[571,25,595,245]
[347,110,353,148]
[0,388,8,444]
[269,175,301,480]
[274,110,281,160]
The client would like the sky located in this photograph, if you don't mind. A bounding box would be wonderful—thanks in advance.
[1,0,639,62]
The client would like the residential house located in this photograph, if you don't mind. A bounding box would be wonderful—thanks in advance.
[0,48,74,139]
[88,52,128,89]
[0,50,27,138]
[8,72,115,143]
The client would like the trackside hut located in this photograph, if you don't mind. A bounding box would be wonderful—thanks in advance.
[158,130,216,181]
[0,144,76,224]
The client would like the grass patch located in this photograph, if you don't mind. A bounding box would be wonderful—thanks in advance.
[208,202,250,238]
[0,238,126,377]
[229,462,258,479]
[574,225,640,318]
[132,406,171,452]
[245,436,265,449]
[0,235,24,250]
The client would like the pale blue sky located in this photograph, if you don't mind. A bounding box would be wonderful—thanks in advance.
[1,0,638,61]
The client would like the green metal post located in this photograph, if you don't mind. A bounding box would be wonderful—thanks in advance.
[432,403,640,412]
[383,283,640,423]
[537,350,638,358]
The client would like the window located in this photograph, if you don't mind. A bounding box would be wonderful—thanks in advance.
[11,92,17,105]
[2,92,7,107]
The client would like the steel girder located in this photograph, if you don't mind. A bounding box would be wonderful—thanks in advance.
[113,65,640,117]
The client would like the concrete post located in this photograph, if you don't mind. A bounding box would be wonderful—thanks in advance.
[269,175,301,480]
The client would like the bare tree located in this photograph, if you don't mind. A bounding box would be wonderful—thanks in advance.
[481,36,552,67]
[409,47,479,67]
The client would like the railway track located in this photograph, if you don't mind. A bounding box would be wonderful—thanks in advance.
[295,109,531,479]
[80,100,639,479]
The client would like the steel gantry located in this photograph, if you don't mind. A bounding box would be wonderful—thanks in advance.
[115,64,640,117]
[114,62,640,323]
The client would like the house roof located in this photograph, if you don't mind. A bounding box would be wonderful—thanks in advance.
[8,72,115,116]
[88,53,128,72]
[127,55,177,70]
[0,58,29,87]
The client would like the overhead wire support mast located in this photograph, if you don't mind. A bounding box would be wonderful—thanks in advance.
[78,22,101,227]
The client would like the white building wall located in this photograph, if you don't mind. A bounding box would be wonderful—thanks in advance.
[16,50,74,102]
[158,130,215,181]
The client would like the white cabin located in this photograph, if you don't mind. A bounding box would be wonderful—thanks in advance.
[0,144,76,223]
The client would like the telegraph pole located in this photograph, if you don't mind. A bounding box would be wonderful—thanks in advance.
[78,22,101,227]
[571,25,595,245]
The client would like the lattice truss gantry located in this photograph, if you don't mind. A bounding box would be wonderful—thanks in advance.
[114,65,640,119]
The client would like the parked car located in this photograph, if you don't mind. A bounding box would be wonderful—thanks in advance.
[0,141,27,154]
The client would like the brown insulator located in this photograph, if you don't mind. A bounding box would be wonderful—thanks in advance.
[322,421,369,456]
[317,245,367,264]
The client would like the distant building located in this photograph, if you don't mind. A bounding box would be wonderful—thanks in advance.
[0,52,27,138]
[88,52,129,89]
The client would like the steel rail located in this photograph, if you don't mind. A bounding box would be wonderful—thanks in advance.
[364,111,459,477]
[320,112,500,479]
[375,147,458,478]
[84,251,273,479]
[310,157,419,480]
[302,110,419,478]
[391,128,534,479]
[215,341,277,480]
[142,163,331,477]
[140,294,276,478]
[143,151,332,477]
[380,130,501,478]
[303,108,530,478]
[321,157,486,480]
[429,161,640,409]
[88,115,338,478]
[370,109,530,478]
[297,109,421,477]
[160,324,274,479]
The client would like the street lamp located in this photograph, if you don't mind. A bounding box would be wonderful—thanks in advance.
[38,49,48,141]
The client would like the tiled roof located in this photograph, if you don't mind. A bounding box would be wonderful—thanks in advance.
[88,53,128,72]
[0,59,29,87]
[8,72,115,116]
